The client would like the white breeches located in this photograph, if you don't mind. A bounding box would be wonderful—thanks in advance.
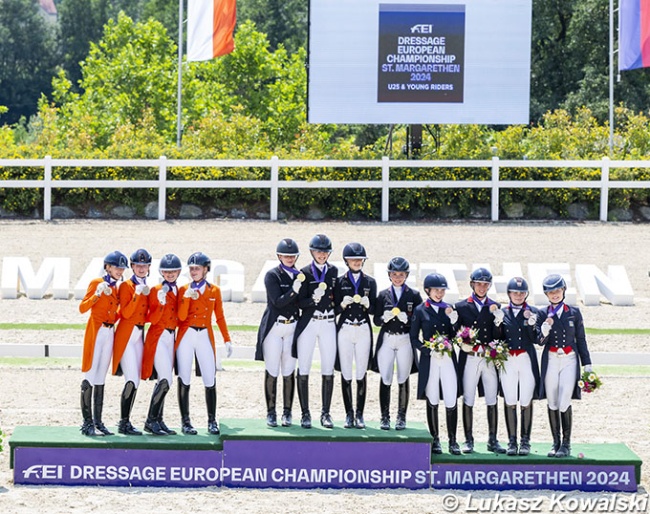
[263,321,297,378]
[177,328,216,387]
[377,333,412,386]
[337,323,372,381]
[545,351,577,413]
[462,355,499,407]
[500,352,535,407]
[120,327,144,387]
[297,318,337,376]
[425,354,458,408]
[85,325,114,386]
[153,330,175,385]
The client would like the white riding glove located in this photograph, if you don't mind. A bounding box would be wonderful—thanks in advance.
[340,295,354,309]
[157,289,167,305]
[184,288,199,300]
[135,284,150,296]
[292,279,302,294]
[95,282,109,297]
[527,314,537,326]
[584,365,593,373]
[448,310,458,324]
[225,341,233,358]
[493,309,504,326]
[360,296,370,309]
[397,311,408,324]
[541,322,551,338]
[312,287,325,303]
[382,310,396,323]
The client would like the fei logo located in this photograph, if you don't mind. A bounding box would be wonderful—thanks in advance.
[410,24,433,33]
[22,464,64,479]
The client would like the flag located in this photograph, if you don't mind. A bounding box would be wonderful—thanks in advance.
[187,0,236,62]
[619,0,650,70]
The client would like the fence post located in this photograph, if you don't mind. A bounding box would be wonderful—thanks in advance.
[381,156,390,222]
[158,156,167,221]
[270,156,279,221]
[491,156,500,221]
[43,155,52,221]
[600,156,610,222]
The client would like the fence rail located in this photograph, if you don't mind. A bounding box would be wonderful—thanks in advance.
[1,156,649,221]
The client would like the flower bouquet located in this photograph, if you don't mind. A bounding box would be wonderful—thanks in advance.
[424,333,454,358]
[454,326,479,353]
[484,340,509,369]
[578,370,602,393]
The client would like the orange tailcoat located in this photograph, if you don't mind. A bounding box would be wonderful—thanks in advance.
[112,280,149,375]
[177,283,231,353]
[79,278,120,372]
[141,284,179,380]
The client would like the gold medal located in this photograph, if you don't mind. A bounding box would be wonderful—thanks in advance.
[391,307,401,316]
[353,294,361,303]
[318,282,327,290]
[297,273,305,282]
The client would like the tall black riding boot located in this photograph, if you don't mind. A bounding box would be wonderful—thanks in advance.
[80,380,98,436]
[178,378,197,435]
[93,383,113,435]
[205,385,220,435]
[462,403,474,453]
[426,402,442,454]
[297,373,311,429]
[379,381,391,430]
[118,381,142,435]
[144,379,169,435]
[320,374,334,428]
[487,404,506,453]
[158,397,176,435]
[341,378,355,428]
[264,371,278,427]
[555,406,572,458]
[547,407,561,457]
[504,403,518,456]
[281,372,295,427]
[519,404,533,455]
[355,375,367,429]
[395,378,409,430]
[446,405,461,455]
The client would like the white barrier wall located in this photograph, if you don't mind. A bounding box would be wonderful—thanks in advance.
[0,257,636,306]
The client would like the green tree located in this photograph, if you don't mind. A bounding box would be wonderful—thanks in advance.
[237,0,307,54]
[0,0,58,125]
[142,0,180,43]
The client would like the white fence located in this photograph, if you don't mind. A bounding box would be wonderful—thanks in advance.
[1,155,649,222]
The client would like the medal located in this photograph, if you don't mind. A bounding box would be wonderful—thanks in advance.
[392,307,401,316]
[445,306,453,315]
[523,309,531,318]
[353,294,361,303]
[318,282,327,290]
[297,273,305,282]
[546,317,554,326]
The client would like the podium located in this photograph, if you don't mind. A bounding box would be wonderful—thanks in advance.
[10,421,641,491]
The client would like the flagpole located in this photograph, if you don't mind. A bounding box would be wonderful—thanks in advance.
[609,0,614,155]
[176,0,184,148]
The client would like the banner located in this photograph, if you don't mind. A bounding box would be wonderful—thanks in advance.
[619,0,650,70]
[187,0,236,61]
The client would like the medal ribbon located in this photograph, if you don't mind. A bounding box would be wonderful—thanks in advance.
[131,275,146,286]
[426,299,449,309]
[547,302,564,317]
[103,275,116,288]
[280,263,300,276]
[509,301,528,312]
[191,279,206,290]
[311,262,328,285]
[347,271,361,295]
[390,285,403,307]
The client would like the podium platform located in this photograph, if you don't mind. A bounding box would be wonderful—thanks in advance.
[9,420,641,491]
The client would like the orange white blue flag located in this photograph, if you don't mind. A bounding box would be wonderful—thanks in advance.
[187,0,236,62]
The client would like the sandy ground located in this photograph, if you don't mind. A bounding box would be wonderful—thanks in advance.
[0,219,649,513]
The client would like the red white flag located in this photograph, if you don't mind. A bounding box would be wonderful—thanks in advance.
[187,0,236,61]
